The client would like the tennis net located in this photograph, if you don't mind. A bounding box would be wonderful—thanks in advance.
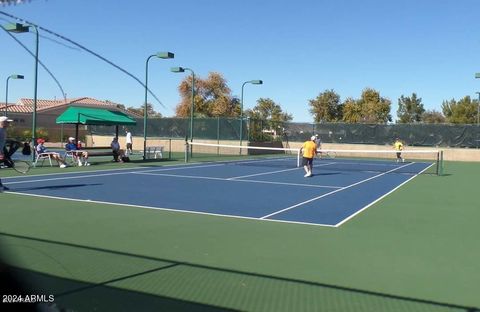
[186,142,301,168]
[316,148,444,175]
[186,142,444,175]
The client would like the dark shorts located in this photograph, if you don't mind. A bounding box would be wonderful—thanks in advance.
[302,157,313,166]
[126,143,132,150]
[396,152,402,158]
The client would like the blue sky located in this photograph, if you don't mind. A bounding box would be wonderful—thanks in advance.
[1,0,480,122]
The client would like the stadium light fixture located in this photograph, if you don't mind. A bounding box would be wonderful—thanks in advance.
[171,66,195,141]
[5,74,24,117]
[240,80,263,147]
[143,52,174,160]
[5,22,38,162]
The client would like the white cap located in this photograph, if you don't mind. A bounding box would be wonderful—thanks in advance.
[68,137,75,141]
[0,116,13,123]
[310,135,316,140]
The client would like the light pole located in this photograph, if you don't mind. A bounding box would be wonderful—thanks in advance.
[5,74,24,116]
[476,92,480,126]
[143,52,174,160]
[171,67,195,141]
[475,73,480,125]
[240,80,262,147]
[5,23,38,162]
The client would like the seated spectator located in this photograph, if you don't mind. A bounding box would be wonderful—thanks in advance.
[65,137,90,166]
[110,137,125,162]
[36,139,67,168]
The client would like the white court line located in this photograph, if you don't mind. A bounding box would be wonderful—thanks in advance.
[230,156,296,165]
[226,167,300,180]
[260,162,416,219]
[5,171,134,185]
[5,162,227,185]
[133,171,342,189]
[3,191,336,228]
[226,161,336,180]
[333,162,435,227]
[3,165,147,180]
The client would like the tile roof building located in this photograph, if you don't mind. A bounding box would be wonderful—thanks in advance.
[1,97,142,143]
[1,97,141,117]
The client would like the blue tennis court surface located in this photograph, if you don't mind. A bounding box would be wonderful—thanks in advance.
[3,158,434,227]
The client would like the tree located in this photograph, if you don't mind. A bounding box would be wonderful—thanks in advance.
[421,110,446,123]
[342,88,392,123]
[245,98,292,122]
[397,93,425,123]
[308,89,343,122]
[174,72,239,118]
[341,97,362,123]
[245,98,292,140]
[442,96,477,124]
[127,103,162,118]
[358,88,392,123]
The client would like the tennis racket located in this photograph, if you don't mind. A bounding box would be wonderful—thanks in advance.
[11,159,32,174]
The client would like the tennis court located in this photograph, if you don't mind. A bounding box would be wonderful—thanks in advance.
[1,148,479,312]
[3,153,434,227]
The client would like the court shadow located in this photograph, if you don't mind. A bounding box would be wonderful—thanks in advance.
[5,267,232,312]
[130,158,179,166]
[13,183,103,192]
[0,232,477,312]
[311,172,341,176]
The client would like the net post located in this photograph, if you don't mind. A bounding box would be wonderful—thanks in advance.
[297,148,301,167]
[438,150,444,176]
[168,139,172,160]
[184,140,189,163]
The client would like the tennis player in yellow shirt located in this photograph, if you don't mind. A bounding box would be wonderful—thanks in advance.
[394,138,404,162]
[300,136,318,177]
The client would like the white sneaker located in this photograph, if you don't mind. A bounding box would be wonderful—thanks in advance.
[304,173,309,177]
[84,162,90,166]
[78,162,83,166]
[60,164,67,168]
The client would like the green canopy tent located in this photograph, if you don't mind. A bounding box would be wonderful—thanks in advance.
[56,106,137,144]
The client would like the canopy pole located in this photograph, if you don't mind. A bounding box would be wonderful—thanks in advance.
[75,124,80,147]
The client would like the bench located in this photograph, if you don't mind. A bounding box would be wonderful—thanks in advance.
[78,146,115,157]
[145,146,163,159]
[64,148,116,165]
[87,150,115,157]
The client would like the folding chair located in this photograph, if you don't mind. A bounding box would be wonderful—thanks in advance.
[33,152,54,167]
[64,150,77,166]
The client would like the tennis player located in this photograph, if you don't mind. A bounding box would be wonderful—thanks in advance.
[300,135,318,177]
[394,138,404,162]
[0,116,13,191]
